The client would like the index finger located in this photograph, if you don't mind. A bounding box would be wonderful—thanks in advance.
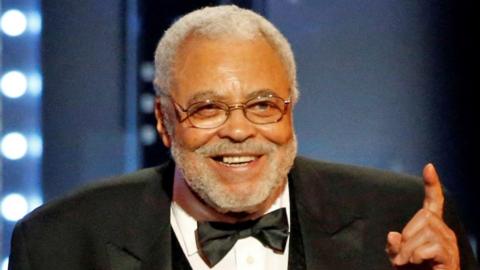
[422,163,445,218]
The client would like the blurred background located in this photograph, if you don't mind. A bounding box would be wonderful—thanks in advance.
[0,0,478,267]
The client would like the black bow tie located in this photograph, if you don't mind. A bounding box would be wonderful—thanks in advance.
[196,208,289,267]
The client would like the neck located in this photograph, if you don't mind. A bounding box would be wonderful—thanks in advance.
[172,167,286,223]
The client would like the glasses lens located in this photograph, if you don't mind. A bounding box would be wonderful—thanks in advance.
[188,101,228,128]
[245,96,285,124]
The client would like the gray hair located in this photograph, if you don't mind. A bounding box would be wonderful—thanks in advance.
[153,5,298,102]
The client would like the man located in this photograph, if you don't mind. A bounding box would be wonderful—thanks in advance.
[8,5,478,270]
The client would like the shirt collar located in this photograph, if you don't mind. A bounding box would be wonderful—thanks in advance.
[171,182,291,256]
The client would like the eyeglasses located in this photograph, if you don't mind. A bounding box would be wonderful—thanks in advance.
[166,94,291,129]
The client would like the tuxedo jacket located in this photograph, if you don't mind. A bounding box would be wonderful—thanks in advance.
[8,157,478,269]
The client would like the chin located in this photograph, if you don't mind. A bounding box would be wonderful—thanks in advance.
[213,194,267,214]
[191,179,272,214]
[212,203,260,215]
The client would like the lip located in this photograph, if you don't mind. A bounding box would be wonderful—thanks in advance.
[208,152,264,157]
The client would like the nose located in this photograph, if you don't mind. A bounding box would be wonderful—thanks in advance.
[216,108,256,142]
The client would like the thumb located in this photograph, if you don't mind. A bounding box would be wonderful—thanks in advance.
[386,231,402,258]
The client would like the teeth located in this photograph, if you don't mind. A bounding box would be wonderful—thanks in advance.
[222,156,256,164]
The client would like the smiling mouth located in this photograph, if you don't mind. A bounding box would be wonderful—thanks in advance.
[211,155,260,167]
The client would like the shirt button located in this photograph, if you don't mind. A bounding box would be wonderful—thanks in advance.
[246,256,255,264]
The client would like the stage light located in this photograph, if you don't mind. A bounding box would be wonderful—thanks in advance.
[0,0,43,263]
[1,71,28,98]
[28,72,43,96]
[1,132,28,160]
[140,62,154,82]
[140,93,154,113]
[28,134,43,157]
[1,193,29,222]
[1,10,28,37]
[1,258,8,270]
[140,125,156,145]
[29,195,43,210]
[27,12,42,33]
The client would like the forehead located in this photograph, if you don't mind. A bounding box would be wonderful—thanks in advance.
[171,35,290,103]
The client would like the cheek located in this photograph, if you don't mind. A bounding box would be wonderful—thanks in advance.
[257,116,294,145]
[174,126,218,150]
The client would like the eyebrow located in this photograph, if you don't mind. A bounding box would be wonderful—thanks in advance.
[245,89,280,100]
[186,88,281,105]
[187,90,226,104]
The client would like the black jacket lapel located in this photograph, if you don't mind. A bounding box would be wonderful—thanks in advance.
[107,161,175,270]
[106,243,141,270]
[289,157,366,269]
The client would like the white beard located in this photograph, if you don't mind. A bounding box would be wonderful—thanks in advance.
[170,134,297,213]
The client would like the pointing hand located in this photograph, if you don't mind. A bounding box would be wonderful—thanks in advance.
[386,164,460,270]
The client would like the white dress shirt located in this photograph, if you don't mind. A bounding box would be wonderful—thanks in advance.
[170,184,291,270]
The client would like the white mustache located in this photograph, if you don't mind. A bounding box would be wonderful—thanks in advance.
[195,139,276,156]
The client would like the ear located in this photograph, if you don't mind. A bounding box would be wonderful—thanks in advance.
[154,97,172,148]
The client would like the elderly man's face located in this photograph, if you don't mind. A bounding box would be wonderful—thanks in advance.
[162,35,296,213]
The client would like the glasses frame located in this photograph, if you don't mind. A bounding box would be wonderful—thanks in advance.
[165,94,291,129]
